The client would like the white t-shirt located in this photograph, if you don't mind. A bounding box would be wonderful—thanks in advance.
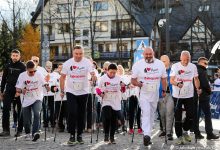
[61,57,93,95]
[170,62,198,98]
[213,78,220,91]
[131,58,167,102]
[36,66,47,77]
[43,71,60,96]
[52,72,67,101]
[16,71,46,107]
[98,74,122,111]
[120,75,130,100]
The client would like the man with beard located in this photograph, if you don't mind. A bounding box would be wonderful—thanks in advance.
[0,49,26,136]
[131,47,167,146]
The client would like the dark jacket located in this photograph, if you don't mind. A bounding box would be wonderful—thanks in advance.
[196,65,212,100]
[1,60,26,93]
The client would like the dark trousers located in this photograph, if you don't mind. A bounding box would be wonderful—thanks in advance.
[128,96,141,129]
[2,85,19,132]
[43,96,55,126]
[66,92,88,137]
[193,95,213,135]
[173,97,194,138]
[102,106,117,139]
[86,94,96,129]
[13,97,23,132]
[55,101,67,129]
[120,100,128,125]
[96,101,102,123]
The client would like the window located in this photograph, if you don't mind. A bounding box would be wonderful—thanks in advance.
[58,24,70,34]
[50,46,59,56]
[47,25,53,35]
[57,3,71,13]
[159,8,172,14]
[98,44,104,52]
[95,21,108,32]
[75,40,81,45]
[83,29,89,36]
[74,0,81,7]
[198,5,210,12]
[75,29,81,37]
[123,21,131,31]
[117,43,128,51]
[192,19,205,33]
[93,1,108,11]
[83,40,89,46]
[62,45,69,56]
[83,0,89,6]
[105,43,112,52]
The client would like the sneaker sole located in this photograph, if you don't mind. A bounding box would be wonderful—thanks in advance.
[32,134,40,142]
[67,141,78,146]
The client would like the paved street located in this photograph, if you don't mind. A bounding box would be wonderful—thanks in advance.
[0,114,219,150]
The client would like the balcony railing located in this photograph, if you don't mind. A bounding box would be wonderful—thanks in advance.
[111,30,146,38]
[94,51,130,59]
[54,55,69,61]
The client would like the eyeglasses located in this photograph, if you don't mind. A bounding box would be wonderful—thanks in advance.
[28,70,37,74]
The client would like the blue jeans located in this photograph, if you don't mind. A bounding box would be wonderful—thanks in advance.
[23,100,42,135]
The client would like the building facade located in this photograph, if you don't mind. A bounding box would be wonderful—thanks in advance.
[31,0,148,68]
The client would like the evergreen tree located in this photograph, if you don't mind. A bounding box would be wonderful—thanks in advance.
[0,22,13,70]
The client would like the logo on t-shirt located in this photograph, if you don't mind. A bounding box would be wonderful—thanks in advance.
[104,82,111,86]
[178,70,185,75]
[70,65,79,71]
[70,66,86,71]
[24,80,31,85]
[144,67,159,74]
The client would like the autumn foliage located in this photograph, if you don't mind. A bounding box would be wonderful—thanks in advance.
[18,24,40,61]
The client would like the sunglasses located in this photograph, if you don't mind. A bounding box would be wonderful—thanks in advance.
[29,70,37,74]
[203,62,208,65]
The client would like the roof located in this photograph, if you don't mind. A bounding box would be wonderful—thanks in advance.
[119,0,220,42]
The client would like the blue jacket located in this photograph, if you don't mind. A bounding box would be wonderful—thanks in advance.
[159,68,172,98]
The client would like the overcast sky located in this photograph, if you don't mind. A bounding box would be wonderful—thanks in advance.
[0,0,38,22]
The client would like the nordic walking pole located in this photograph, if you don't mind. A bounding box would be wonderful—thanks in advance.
[96,99,102,142]
[54,97,63,142]
[131,99,139,143]
[163,97,167,144]
[90,81,96,143]
[15,93,25,141]
[195,91,201,144]
[44,82,50,141]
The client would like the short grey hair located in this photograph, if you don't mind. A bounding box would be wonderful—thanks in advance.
[180,50,190,57]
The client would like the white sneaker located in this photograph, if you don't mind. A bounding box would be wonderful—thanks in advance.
[24,134,32,141]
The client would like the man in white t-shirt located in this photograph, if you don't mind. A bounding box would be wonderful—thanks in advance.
[170,51,201,145]
[15,61,50,142]
[60,45,97,145]
[131,47,167,146]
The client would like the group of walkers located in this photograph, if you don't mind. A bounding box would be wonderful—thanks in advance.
[0,46,219,147]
